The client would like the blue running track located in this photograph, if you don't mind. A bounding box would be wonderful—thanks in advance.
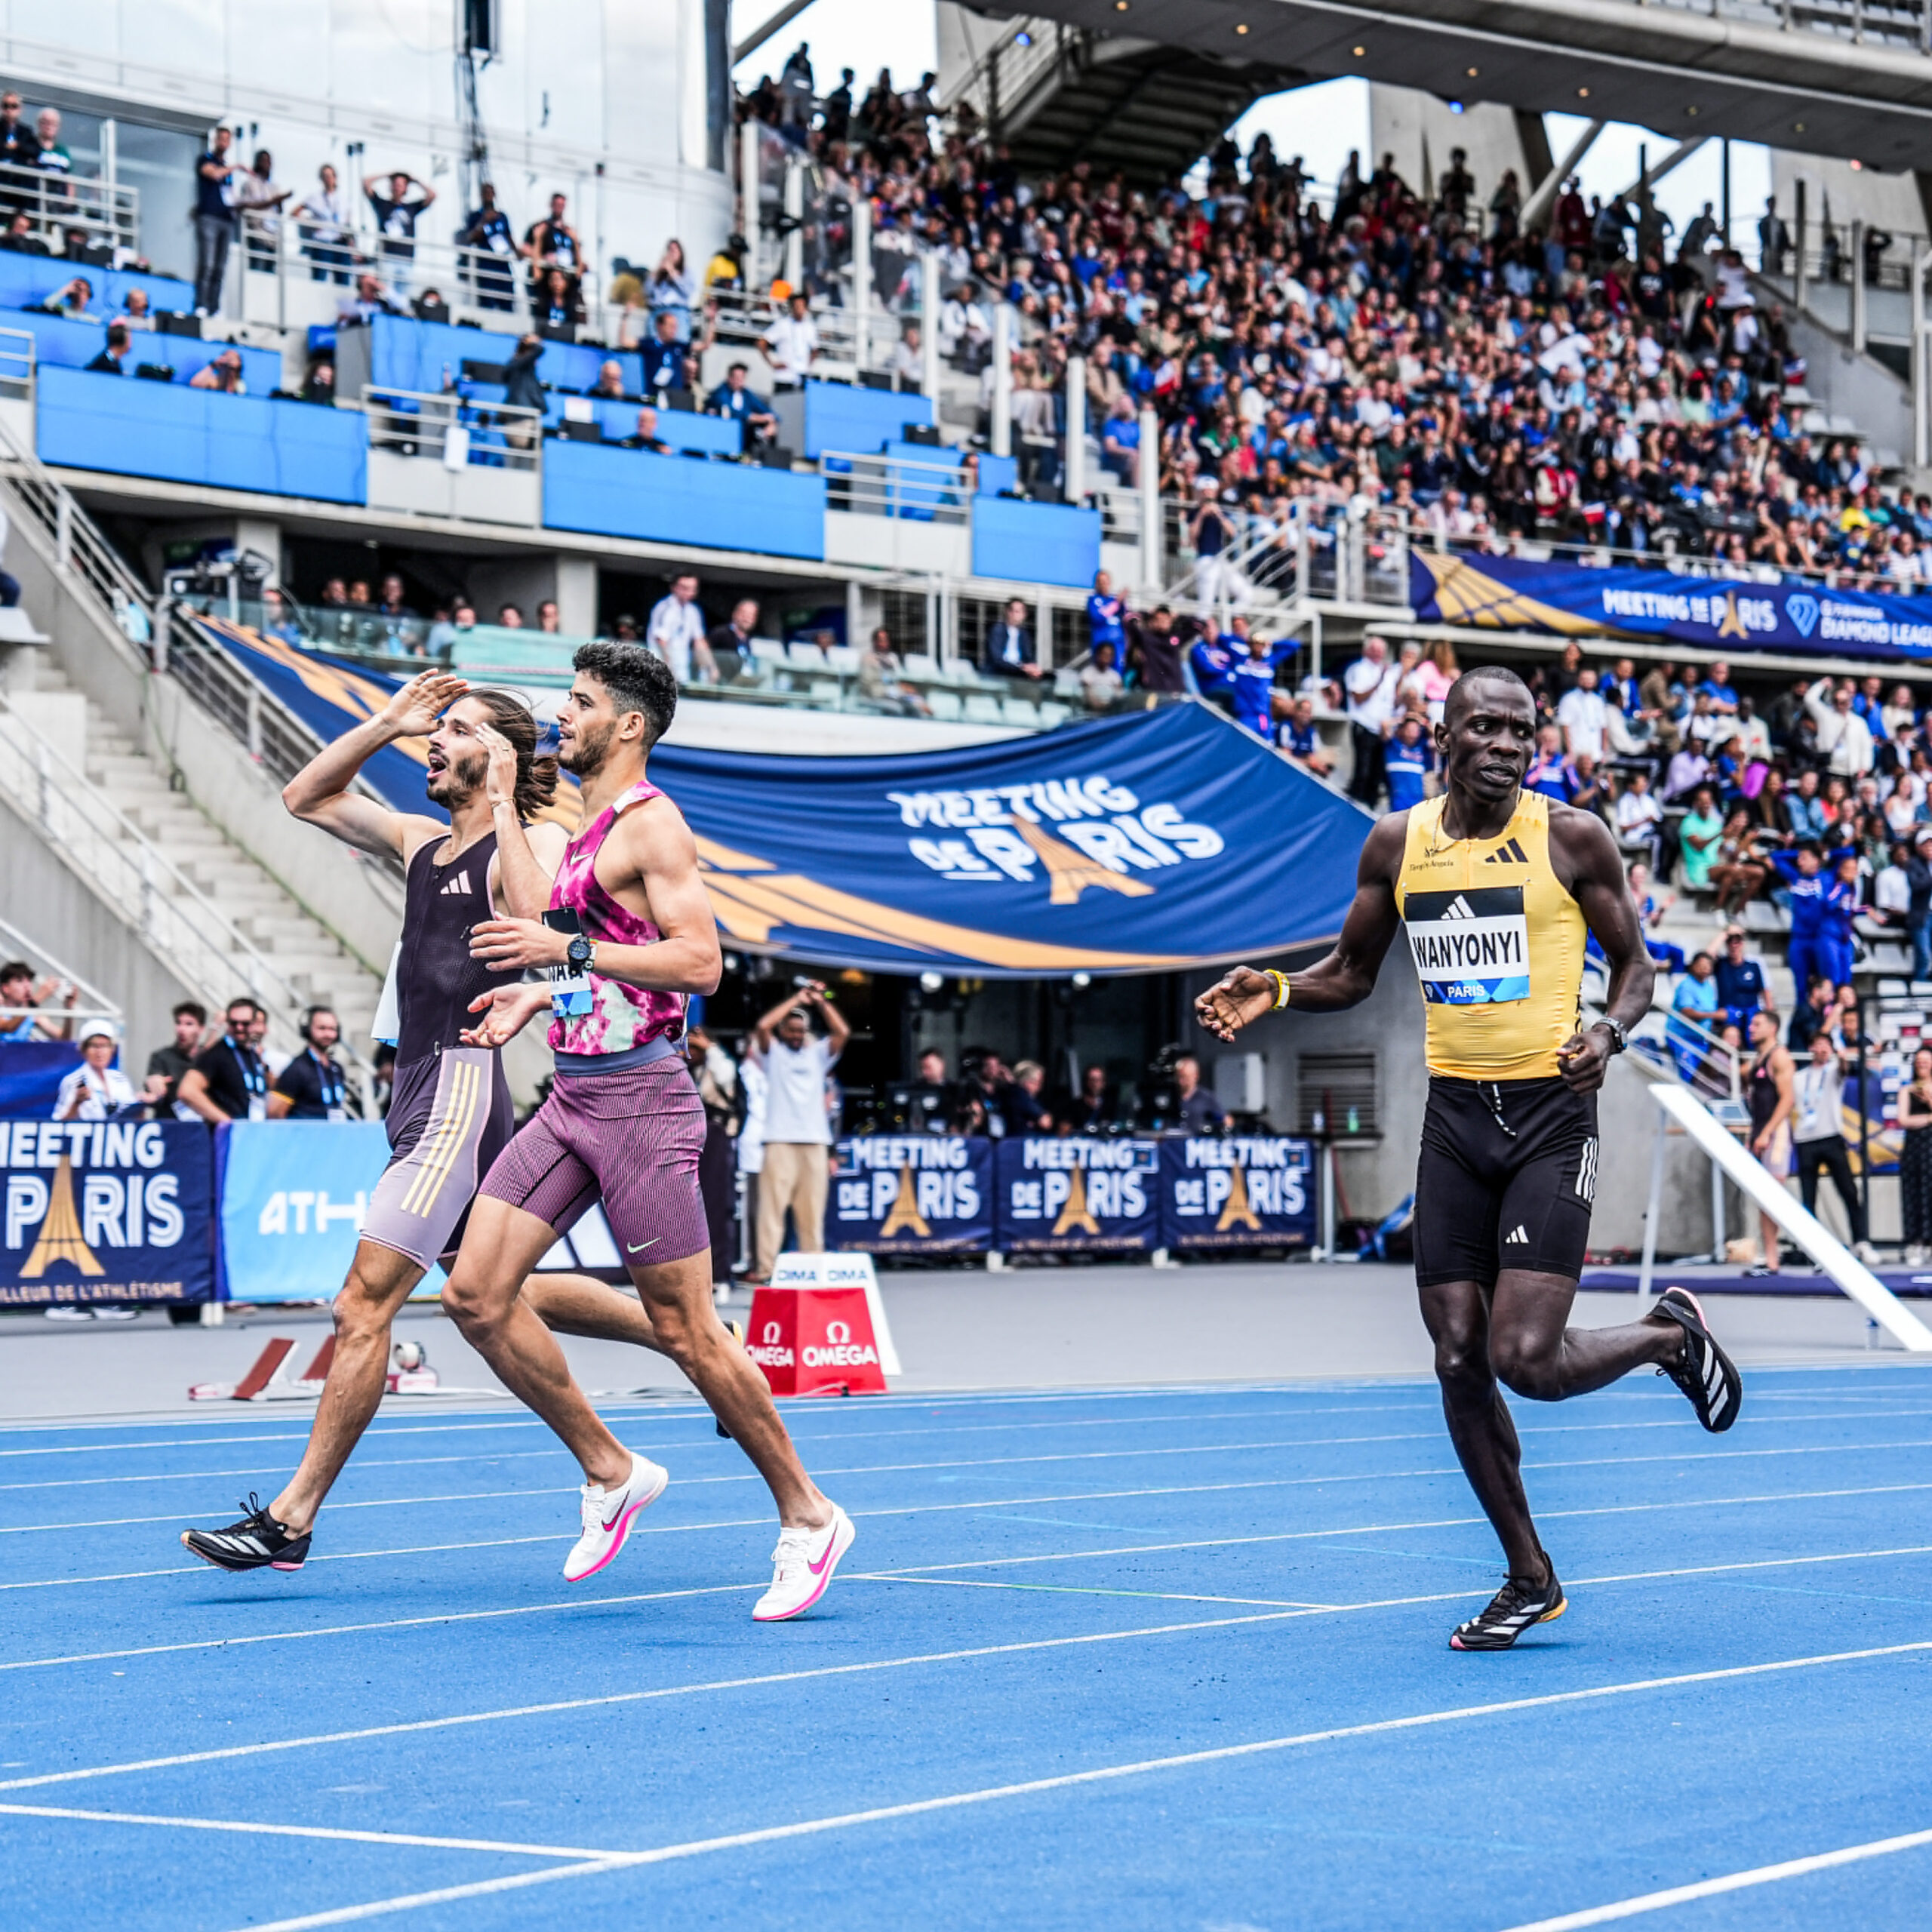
[3,1365,1932,1930]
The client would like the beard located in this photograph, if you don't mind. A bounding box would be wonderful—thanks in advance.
[559,718,614,777]
[426,746,488,806]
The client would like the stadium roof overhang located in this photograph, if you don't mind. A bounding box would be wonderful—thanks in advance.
[996,0,1932,172]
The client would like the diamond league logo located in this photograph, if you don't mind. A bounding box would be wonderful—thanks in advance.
[1786,592,1820,639]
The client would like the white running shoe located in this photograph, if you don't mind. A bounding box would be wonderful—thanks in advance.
[562,1453,669,1583]
[752,1504,855,1622]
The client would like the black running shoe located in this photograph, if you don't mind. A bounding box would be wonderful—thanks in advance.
[1449,1567,1567,1651]
[180,1492,311,1573]
[1650,1286,1743,1432]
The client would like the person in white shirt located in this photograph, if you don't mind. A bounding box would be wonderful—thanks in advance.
[1792,1031,1875,1257]
[645,572,715,686]
[759,291,821,389]
[746,980,850,1283]
[54,1027,140,1121]
[1804,675,1875,778]
[1342,633,1400,806]
[295,162,354,285]
[1555,667,1610,761]
[1613,768,1664,869]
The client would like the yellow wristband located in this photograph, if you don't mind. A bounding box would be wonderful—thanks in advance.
[1265,969,1291,1011]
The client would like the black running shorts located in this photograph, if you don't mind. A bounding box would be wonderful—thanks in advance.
[1414,1075,1598,1288]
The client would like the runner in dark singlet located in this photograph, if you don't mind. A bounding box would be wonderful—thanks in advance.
[1743,1009,1795,1278]
[181,672,674,1574]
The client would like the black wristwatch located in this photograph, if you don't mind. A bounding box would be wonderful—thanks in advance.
[1595,1016,1629,1054]
[565,935,595,975]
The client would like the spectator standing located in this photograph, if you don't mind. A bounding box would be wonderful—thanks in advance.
[1713,928,1770,1033]
[0,959,74,1040]
[646,571,715,685]
[363,169,434,281]
[456,181,516,310]
[1792,1030,1876,1259]
[760,290,821,389]
[1126,605,1186,694]
[0,92,35,187]
[1897,1045,1932,1263]
[686,1024,742,1294]
[1384,713,1434,811]
[234,149,291,272]
[1278,696,1334,779]
[1743,1009,1795,1276]
[746,980,848,1283]
[983,597,1041,680]
[521,192,583,290]
[1806,676,1875,778]
[193,125,242,315]
[1341,634,1398,806]
[1086,570,1124,658]
[142,1001,208,1118]
[297,164,353,284]
[54,1026,137,1121]
[648,239,696,340]
[176,998,269,1123]
[1555,668,1611,761]
[640,310,691,397]
[269,1008,349,1119]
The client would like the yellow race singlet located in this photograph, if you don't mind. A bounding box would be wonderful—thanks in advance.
[1395,791,1586,1080]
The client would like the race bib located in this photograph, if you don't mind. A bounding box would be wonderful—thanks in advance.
[1404,886,1530,1006]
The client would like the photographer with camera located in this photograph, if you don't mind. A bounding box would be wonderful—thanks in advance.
[745,977,849,1284]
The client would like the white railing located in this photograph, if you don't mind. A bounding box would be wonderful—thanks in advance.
[237,209,603,338]
[940,17,1075,120]
[1640,0,1932,53]
[0,699,312,1054]
[704,286,900,378]
[0,157,139,257]
[361,384,543,472]
[0,324,32,401]
[821,447,972,523]
[0,910,121,1038]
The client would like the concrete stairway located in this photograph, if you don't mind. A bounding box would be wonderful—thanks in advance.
[8,646,381,1047]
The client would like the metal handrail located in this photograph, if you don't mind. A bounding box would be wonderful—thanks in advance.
[820,446,974,523]
[0,156,139,253]
[0,910,121,1036]
[0,698,312,1051]
[0,325,33,400]
[361,383,543,472]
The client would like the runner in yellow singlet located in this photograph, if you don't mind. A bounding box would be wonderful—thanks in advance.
[1197,666,1743,1651]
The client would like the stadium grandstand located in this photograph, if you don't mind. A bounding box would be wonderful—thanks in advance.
[6,3,1932,1926]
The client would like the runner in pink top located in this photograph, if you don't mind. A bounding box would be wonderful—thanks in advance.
[449,640,854,1621]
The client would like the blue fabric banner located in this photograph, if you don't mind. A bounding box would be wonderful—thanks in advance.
[217,1120,393,1302]
[190,632,1373,976]
[831,1134,994,1254]
[1158,1135,1315,1251]
[993,1135,1161,1253]
[0,1119,214,1306]
[0,1043,82,1120]
[1411,551,1932,663]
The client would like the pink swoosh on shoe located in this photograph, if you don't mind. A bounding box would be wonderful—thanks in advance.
[807,1515,844,1575]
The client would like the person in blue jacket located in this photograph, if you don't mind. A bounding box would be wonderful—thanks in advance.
[1226,627,1295,737]
[1383,712,1434,812]
[1085,569,1125,660]
[1772,844,1857,994]
[1188,620,1237,707]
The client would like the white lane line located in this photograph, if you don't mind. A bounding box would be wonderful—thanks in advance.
[20,1407,1932,1526]
[0,1800,608,1860]
[14,1555,1932,1795]
[1495,1826,1932,1930]
[848,1575,1340,1610]
[226,1640,1932,1932]
[15,1438,1932,1594]
[4,1478,1918,1675]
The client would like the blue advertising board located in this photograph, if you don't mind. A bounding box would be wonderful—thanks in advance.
[994,1135,1161,1254]
[831,1134,993,1254]
[0,1042,82,1120]
[1158,1136,1315,1251]
[217,1120,393,1302]
[0,1119,213,1306]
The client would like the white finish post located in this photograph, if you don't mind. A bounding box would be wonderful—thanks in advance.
[1137,403,1160,592]
[920,251,940,402]
[783,157,804,292]
[1852,218,1868,354]
[740,120,761,294]
[990,301,1013,459]
[1651,1084,1932,1349]
[1064,354,1087,505]
[852,191,872,373]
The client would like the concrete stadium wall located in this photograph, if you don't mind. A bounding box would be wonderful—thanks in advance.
[0,790,194,1066]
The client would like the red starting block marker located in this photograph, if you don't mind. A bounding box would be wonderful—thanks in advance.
[745,1283,888,1398]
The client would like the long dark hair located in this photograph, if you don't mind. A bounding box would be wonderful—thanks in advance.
[466,688,558,820]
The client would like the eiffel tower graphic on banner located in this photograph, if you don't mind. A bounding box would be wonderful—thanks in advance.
[1215,1164,1263,1233]
[880,1164,932,1238]
[1053,1167,1101,1236]
[22,1156,105,1278]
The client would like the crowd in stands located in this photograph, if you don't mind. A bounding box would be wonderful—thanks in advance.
[737,52,1932,590]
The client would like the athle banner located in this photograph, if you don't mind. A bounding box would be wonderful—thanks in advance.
[831,1135,995,1254]
[994,1136,1161,1254]
[1158,1137,1315,1251]
[0,1119,214,1306]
